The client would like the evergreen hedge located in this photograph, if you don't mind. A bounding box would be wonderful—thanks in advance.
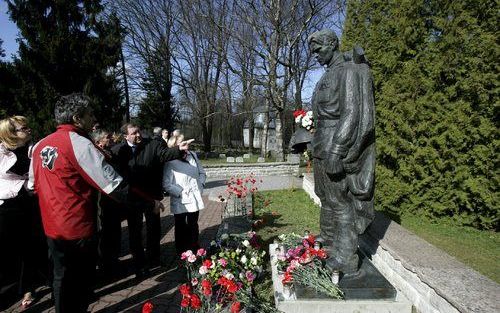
[342,0,498,230]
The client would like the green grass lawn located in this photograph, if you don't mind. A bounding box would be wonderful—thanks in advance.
[252,189,500,283]
[399,214,500,283]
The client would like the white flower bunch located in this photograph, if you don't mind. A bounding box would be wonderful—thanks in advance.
[294,109,314,132]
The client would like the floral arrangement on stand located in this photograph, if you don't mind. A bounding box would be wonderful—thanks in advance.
[178,231,279,313]
[293,109,314,132]
[293,109,314,173]
[218,173,260,218]
[274,232,344,300]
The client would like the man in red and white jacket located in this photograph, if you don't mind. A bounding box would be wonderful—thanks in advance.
[29,93,192,313]
[28,94,128,313]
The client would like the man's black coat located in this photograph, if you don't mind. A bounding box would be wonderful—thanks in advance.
[111,138,182,200]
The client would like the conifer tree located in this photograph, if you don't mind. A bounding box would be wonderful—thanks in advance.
[342,0,498,230]
[6,0,125,134]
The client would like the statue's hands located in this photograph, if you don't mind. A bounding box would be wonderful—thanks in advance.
[325,153,344,176]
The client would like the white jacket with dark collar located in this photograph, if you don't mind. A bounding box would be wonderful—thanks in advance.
[0,143,30,206]
[162,152,206,214]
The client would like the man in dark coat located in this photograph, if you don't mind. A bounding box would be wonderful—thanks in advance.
[308,29,375,276]
[111,123,191,278]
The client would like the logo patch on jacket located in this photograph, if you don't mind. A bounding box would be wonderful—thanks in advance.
[40,146,58,170]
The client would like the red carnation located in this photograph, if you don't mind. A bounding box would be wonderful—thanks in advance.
[201,279,212,289]
[142,301,154,313]
[179,283,191,296]
[180,297,190,308]
[230,301,241,313]
[202,259,212,268]
[282,271,293,284]
[317,249,327,259]
[201,279,212,296]
[190,294,202,309]
[227,281,239,293]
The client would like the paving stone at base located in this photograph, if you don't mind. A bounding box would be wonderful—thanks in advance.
[269,244,412,313]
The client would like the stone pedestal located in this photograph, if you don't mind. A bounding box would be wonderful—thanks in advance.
[269,243,412,313]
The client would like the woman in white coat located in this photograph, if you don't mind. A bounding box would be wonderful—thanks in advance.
[162,133,206,255]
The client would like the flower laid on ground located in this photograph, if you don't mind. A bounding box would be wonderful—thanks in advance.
[178,231,278,312]
[276,232,344,300]
[142,301,154,313]
[293,109,314,132]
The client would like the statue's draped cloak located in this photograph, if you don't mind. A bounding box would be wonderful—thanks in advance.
[312,58,375,234]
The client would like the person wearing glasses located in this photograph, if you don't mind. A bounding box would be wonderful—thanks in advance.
[0,116,46,310]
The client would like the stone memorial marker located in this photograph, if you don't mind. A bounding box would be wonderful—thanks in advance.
[219,153,226,158]
[235,157,244,163]
[243,153,251,159]
[287,154,300,164]
[257,157,265,163]
[226,157,235,163]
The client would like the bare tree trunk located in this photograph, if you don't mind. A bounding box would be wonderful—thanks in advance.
[120,47,131,122]
[248,116,254,152]
[261,103,269,157]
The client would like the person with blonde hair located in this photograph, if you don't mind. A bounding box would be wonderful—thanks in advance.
[0,116,46,310]
[163,132,206,255]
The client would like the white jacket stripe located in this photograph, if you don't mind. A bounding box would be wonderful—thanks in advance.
[69,132,123,194]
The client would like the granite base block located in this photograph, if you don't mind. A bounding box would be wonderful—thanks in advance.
[269,243,412,313]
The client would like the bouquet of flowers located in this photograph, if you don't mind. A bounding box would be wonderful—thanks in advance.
[275,232,344,300]
[293,109,314,132]
[178,231,278,312]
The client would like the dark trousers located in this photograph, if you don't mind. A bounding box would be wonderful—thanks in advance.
[314,159,359,274]
[98,197,122,269]
[47,237,96,313]
[127,201,161,271]
[174,212,200,255]
[0,194,47,299]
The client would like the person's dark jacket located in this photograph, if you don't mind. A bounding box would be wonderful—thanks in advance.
[111,138,183,201]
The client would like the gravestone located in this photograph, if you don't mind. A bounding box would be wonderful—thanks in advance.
[287,154,300,164]
[243,153,251,159]
[226,157,235,163]
[236,157,244,163]
[257,157,265,163]
[219,153,226,159]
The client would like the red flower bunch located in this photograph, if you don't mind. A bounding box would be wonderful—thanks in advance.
[179,284,202,310]
[282,271,293,284]
[217,276,240,294]
[225,174,258,199]
[293,109,307,119]
[201,279,212,296]
[278,232,328,285]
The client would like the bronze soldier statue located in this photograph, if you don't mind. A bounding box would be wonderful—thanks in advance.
[308,29,375,277]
